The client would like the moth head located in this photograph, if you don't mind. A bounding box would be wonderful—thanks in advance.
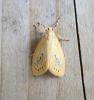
[47,27,53,32]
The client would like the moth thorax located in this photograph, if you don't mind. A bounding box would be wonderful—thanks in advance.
[46,27,54,39]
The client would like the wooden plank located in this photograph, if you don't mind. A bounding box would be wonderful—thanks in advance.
[29,0,84,100]
[1,0,30,100]
[76,0,94,100]
[0,0,2,98]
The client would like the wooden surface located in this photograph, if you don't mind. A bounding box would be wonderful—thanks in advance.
[0,0,93,100]
[0,0,2,98]
[76,0,94,100]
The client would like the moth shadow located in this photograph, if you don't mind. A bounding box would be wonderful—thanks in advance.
[44,71,58,78]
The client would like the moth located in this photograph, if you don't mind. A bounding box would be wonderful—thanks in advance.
[31,18,68,77]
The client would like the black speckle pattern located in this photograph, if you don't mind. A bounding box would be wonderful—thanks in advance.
[52,54,63,72]
[34,53,45,71]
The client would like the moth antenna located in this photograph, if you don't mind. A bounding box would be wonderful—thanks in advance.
[33,25,44,34]
[33,25,41,31]
[53,17,60,30]
[38,22,46,30]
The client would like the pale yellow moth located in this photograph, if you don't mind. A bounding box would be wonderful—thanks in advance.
[31,18,68,77]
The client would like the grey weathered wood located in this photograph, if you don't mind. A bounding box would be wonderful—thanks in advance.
[1,0,85,100]
[76,0,94,100]
[1,0,30,100]
[29,0,84,100]
[0,0,2,98]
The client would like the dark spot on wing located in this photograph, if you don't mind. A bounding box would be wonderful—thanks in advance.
[52,54,63,71]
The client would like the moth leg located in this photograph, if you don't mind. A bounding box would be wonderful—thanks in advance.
[53,17,60,30]
[30,53,34,57]
[56,34,69,41]
[38,22,46,30]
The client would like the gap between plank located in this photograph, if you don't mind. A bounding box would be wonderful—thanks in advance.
[73,0,87,100]
[1,0,3,99]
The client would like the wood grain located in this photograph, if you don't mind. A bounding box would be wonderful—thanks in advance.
[76,0,94,100]
[1,0,30,100]
[0,0,86,100]
[0,0,2,98]
[29,0,84,100]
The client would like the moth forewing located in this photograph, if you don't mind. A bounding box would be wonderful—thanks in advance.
[32,36,49,76]
[48,32,65,77]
